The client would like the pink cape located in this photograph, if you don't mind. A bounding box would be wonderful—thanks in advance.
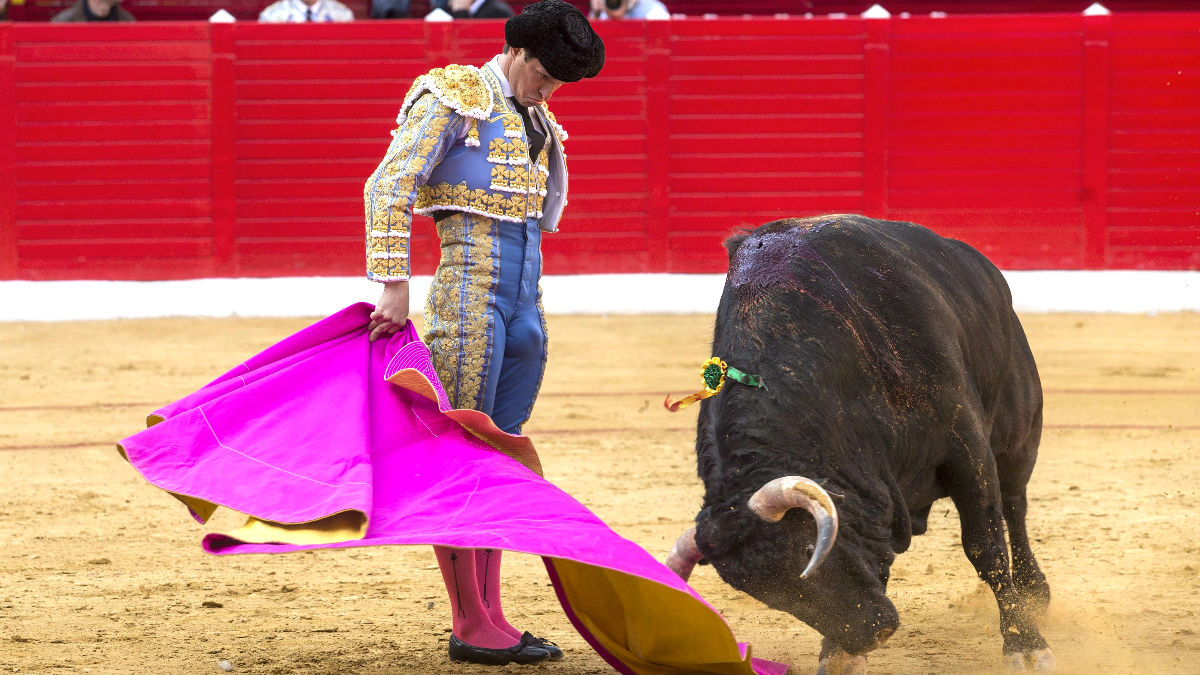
[118,303,788,675]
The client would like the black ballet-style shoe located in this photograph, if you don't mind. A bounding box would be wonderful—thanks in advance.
[519,632,564,661]
[447,634,551,665]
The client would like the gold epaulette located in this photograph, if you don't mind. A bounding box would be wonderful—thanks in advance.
[396,65,493,146]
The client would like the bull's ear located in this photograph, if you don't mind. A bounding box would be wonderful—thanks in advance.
[723,231,750,264]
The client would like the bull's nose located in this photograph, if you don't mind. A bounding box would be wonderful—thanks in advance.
[872,627,895,649]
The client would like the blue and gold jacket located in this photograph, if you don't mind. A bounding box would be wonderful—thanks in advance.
[364,61,569,281]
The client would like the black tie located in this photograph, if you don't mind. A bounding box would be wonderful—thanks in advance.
[305,7,313,20]
[511,99,546,162]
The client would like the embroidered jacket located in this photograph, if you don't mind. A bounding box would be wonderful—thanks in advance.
[364,62,569,281]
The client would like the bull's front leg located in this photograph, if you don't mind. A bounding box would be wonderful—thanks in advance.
[939,450,1054,672]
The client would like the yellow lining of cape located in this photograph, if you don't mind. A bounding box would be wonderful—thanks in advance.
[222,509,368,546]
[551,559,763,675]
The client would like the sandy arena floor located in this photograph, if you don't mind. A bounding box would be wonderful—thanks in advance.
[1,311,1198,675]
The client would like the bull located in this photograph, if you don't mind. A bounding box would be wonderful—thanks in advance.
[665,215,1053,674]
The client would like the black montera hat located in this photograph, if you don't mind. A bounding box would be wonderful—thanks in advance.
[505,0,605,83]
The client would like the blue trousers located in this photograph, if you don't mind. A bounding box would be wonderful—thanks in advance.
[423,213,547,435]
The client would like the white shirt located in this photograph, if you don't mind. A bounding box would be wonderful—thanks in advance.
[258,0,354,23]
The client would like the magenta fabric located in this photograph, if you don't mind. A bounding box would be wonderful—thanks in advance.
[118,303,788,675]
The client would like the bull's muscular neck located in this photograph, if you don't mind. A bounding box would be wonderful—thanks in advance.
[699,355,914,552]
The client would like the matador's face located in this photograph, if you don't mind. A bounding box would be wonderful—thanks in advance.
[506,48,566,107]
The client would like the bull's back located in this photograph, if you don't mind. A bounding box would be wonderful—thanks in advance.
[792,214,1011,323]
[747,215,1041,466]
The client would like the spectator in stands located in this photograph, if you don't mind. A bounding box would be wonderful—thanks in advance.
[364,0,604,666]
[589,0,669,19]
[431,0,516,18]
[51,0,136,21]
[258,0,354,22]
[368,0,409,17]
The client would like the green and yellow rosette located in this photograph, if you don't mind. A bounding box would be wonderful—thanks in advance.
[664,357,764,412]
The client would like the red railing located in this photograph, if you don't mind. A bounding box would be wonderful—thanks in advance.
[1,13,1197,281]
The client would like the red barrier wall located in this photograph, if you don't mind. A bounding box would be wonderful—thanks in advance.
[1,14,1198,281]
[7,1,1194,23]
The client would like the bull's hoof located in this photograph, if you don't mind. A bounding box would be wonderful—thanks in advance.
[1030,648,1055,672]
[1003,648,1055,673]
[816,649,867,675]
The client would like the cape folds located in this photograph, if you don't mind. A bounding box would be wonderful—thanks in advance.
[117,304,787,675]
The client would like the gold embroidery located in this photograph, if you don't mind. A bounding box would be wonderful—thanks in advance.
[399,64,491,126]
[422,212,498,410]
[536,154,549,195]
[488,137,527,165]
[527,145,550,217]
[367,235,409,257]
[500,113,524,138]
[479,66,512,116]
[538,102,568,142]
[490,165,531,193]
[364,92,456,280]
[415,182,528,223]
[396,125,419,148]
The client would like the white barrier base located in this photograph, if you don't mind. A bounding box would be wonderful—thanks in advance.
[0,271,1197,321]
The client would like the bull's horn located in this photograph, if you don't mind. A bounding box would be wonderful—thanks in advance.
[665,526,703,581]
[747,476,839,579]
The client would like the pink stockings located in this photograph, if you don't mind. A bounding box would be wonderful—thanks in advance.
[434,545,522,648]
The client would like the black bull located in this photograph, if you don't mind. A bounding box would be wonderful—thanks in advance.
[666,215,1054,674]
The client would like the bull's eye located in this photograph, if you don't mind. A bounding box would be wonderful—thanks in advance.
[732,452,758,471]
[805,544,815,555]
